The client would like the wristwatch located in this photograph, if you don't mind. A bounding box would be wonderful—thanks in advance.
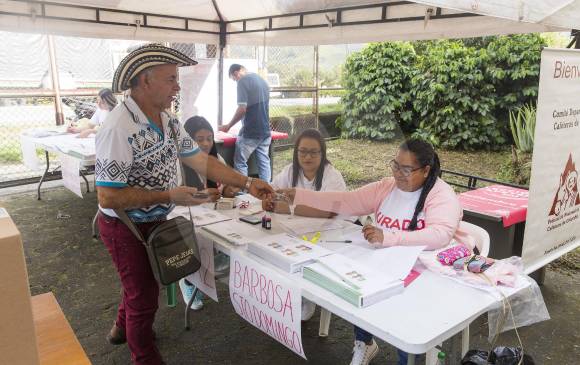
[244,177,254,192]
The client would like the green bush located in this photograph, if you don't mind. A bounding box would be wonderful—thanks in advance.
[486,34,545,139]
[337,35,544,150]
[411,41,503,149]
[338,42,417,140]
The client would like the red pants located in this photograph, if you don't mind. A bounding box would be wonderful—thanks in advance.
[98,213,163,365]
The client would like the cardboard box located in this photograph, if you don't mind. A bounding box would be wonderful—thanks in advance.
[0,207,40,365]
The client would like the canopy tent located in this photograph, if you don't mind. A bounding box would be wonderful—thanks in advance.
[0,1,577,46]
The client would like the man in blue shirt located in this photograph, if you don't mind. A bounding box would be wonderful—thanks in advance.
[219,64,272,182]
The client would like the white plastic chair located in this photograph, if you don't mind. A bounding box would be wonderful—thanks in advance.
[318,221,491,364]
[455,221,490,359]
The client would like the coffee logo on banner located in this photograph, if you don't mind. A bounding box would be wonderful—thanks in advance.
[547,154,580,232]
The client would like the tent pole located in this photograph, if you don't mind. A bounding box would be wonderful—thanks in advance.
[218,35,225,125]
[212,0,226,125]
[314,45,319,131]
[47,35,64,126]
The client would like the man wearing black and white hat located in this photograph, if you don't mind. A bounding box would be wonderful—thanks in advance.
[95,44,274,365]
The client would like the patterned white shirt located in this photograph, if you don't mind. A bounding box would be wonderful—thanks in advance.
[95,96,199,222]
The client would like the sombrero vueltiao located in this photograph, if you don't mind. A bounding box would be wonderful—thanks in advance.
[112,44,197,93]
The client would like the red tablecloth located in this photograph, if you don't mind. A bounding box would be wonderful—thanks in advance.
[215,131,288,147]
[458,184,528,227]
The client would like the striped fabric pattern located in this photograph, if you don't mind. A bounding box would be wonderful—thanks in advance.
[112,44,197,93]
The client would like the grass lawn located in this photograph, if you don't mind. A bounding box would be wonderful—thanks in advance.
[273,138,511,190]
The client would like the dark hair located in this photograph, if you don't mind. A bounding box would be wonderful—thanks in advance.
[398,138,441,231]
[182,116,218,189]
[98,88,117,111]
[292,129,329,191]
[228,64,244,77]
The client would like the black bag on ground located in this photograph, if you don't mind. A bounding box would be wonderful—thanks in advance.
[115,210,201,286]
[461,347,535,365]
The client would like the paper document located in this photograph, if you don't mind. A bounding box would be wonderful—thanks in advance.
[328,230,426,280]
[277,214,346,235]
[247,233,333,273]
[169,205,231,226]
[20,135,40,170]
[202,220,260,246]
[60,152,83,198]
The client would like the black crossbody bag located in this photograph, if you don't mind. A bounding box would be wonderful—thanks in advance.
[114,104,201,285]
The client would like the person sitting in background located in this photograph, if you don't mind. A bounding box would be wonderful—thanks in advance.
[264,128,346,321]
[268,138,474,365]
[68,88,117,137]
[264,128,346,218]
[182,116,240,197]
[179,116,237,311]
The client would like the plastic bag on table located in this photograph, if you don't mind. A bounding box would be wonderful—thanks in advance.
[487,275,550,341]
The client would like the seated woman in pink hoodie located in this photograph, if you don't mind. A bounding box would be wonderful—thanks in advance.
[269,138,472,365]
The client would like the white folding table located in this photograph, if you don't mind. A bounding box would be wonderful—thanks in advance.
[21,133,95,200]
[194,207,504,365]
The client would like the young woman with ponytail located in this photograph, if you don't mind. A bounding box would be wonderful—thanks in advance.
[270,138,473,365]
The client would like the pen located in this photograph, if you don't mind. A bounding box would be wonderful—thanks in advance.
[364,216,373,226]
[319,240,352,243]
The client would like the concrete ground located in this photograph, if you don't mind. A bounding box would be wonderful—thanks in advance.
[1,185,578,365]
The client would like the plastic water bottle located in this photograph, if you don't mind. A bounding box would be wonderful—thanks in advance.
[435,351,446,365]
[166,283,177,307]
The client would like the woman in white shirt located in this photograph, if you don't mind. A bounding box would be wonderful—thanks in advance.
[68,88,117,138]
[267,128,347,320]
[180,116,236,311]
[267,128,347,217]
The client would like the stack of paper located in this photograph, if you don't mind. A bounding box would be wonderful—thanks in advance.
[201,220,259,246]
[247,233,333,273]
[303,254,404,308]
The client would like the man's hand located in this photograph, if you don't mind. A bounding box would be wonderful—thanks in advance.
[248,178,274,200]
[218,124,231,133]
[362,224,384,245]
[169,186,216,206]
[222,185,241,198]
[203,188,221,202]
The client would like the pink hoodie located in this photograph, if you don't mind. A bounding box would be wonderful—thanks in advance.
[294,177,474,250]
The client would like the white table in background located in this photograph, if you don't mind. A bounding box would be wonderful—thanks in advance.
[195,207,502,365]
[21,133,95,200]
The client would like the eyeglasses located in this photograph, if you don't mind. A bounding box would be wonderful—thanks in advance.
[389,159,423,177]
[298,149,321,158]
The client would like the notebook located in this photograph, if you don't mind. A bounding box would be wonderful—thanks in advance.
[303,254,404,308]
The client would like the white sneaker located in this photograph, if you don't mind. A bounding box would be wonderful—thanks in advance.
[179,278,203,310]
[301,299,317,321]
[350,339,379,365]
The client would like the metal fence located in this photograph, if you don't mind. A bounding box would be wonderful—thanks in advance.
[0,31,355,187]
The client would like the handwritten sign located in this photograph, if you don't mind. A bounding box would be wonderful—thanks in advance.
[60,153,82,198]
[184,235,218,302]
[229,251,305,359]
